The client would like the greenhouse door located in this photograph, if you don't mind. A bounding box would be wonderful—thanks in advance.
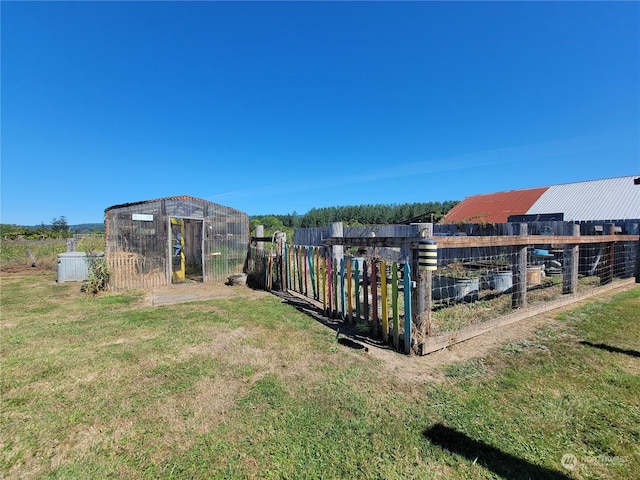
[170,217,204,284]
[170,218,186,283]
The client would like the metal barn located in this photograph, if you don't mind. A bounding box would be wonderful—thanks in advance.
[104,196,250,290]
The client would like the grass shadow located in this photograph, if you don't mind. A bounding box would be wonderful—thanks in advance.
[580,341,640,358]
[337,337,369,351]
[423,423,572,480]
[271,290,390,351]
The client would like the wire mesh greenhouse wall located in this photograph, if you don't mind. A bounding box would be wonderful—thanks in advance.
[105,196,249,290]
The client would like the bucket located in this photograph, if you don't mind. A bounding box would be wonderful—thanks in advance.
[527,266,543,286]
[454,278,479,302]
[433,276,479,302]
[489,271,513,293]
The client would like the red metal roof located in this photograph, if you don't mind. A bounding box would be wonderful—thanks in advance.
[442,187,549,224]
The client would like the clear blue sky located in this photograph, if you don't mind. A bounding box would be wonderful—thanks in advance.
[2,1,639,225]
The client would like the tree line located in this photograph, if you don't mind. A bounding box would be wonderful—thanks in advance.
[1,217,104,240]
[2,202,459,241]
[250,201,458,237]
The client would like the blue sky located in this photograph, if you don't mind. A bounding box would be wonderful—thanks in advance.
[2,1,639,225]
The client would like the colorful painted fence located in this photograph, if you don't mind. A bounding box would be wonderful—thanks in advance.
[248,245,414,353]
[249,223,640,356]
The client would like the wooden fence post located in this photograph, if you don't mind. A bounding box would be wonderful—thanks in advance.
[512,223,528,309]
[607,223,616,284]
[327,252,333,317]
[330,222,344,270]
[330,222,343,317]
[392,263,399,352]
[563,223,580,294]
[363,261,369,323]
[413,223,434,355]
[346,258,353,324]
[275,232,286,291]
[380,261,389,343]
[354,262,361,321]
[371,260,379,337]
[403,262,412,354]
[321,251,327,313]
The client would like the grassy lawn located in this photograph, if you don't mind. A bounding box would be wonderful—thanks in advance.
[1,273,638,479]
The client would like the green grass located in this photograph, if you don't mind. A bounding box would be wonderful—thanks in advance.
[1,274,639,479]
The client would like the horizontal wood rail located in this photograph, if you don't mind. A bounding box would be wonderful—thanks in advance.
[323,234,639,249]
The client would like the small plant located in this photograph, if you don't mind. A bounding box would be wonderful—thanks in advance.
[83,253,110,294]
[439,263,482,279]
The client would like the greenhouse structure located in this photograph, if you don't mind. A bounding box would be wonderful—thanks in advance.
[104,195,250,290]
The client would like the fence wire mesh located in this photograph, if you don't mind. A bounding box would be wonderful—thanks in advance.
[247,234,638,352]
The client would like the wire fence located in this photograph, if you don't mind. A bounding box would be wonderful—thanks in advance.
[247,224,639,354]
[430,240,637,335]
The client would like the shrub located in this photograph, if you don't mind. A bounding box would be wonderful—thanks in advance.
[84,254,110,294]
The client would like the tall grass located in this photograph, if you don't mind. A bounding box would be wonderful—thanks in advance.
[1,236,105,271]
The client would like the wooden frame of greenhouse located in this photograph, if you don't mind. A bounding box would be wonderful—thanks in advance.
[104,195,250,291]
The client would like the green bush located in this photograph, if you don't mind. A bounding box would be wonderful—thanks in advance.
[84,254,110,294]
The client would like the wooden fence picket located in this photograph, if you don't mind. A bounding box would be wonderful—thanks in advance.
[381,261,389,343]
[371,260,378,337]
[252,245,414,352]
[346,259,353,324]
[333,261,339,317]
[321,254,327,313]
[354,264,361,321]
[392,263,399,351]
[403,262,412,354]
[340,258,346,320]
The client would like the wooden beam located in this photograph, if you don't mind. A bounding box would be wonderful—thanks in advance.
[323,234,639,249]
[323,236,416,248]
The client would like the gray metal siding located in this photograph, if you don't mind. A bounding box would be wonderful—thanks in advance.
[527,176,640,222]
